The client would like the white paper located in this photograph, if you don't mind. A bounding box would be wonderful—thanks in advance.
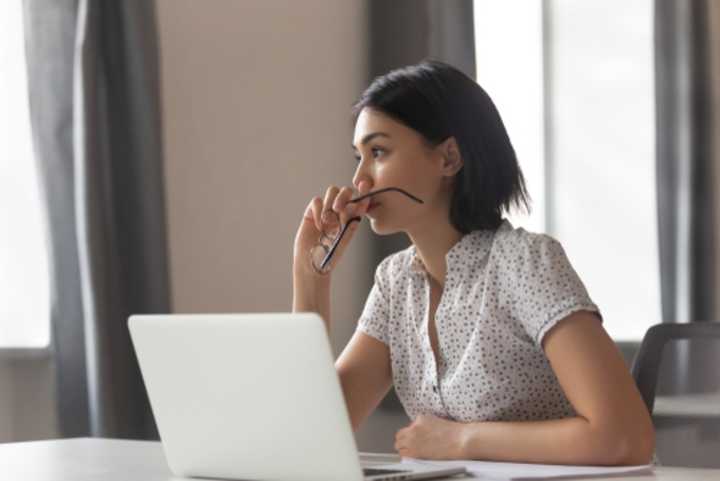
[400,457,653,480]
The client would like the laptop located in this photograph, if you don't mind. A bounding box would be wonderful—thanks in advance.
[128,313,466,481]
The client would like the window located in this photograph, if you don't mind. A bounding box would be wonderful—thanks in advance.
[0,2,51,348]
[473,0,546,234]
[474,0,660,340]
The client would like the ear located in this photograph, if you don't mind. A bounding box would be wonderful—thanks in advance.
[438,137,463,177]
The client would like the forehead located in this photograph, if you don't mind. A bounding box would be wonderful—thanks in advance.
[352,108,405,146]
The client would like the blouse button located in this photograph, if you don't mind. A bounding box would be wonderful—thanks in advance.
[432,385,438,393]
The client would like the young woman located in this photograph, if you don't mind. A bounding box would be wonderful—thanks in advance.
[292,60,654,465]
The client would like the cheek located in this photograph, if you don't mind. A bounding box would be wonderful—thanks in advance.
[374,161,403,186]
[376,156,427,190]
[372,153,439,212]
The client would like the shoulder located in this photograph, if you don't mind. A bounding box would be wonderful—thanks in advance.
[489,222,576,283]
[375,244,416,282]
[367,245,416,304]
[492,221,566,262]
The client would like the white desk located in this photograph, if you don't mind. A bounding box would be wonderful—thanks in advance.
[0,438,718,481]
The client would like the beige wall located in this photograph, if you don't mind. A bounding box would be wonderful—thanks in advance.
[158,0,372,353]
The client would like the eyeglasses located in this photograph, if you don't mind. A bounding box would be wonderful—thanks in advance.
[310,187,424,275]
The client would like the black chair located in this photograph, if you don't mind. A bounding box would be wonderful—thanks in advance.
[631,321,720,414]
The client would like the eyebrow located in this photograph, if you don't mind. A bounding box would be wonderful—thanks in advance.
[351,132,391,150]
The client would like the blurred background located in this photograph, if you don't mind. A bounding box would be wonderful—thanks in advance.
[0,0,718,468]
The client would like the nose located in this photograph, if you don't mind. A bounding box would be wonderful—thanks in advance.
[352,159,374,193]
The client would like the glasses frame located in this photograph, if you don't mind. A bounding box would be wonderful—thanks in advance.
[310,187,424,275]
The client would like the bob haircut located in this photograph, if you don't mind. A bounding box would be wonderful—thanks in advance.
[351,59,530,234]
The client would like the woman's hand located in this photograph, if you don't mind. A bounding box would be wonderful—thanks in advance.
[293,182,372,279]
[394,414,467,460]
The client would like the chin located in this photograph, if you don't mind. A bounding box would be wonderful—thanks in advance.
[368,218,404,236]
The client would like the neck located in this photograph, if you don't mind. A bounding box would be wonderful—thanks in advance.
[406,215,463,288]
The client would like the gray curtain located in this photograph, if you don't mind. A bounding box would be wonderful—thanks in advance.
[367,0,475,410]
[23,0,169,439]
[655,0,719,326]
[655,0,720,394]
[23,0,87,437]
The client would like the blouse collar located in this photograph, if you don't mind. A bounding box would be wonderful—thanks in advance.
[408,219,513,278]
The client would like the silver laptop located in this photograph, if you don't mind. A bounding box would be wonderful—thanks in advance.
[128,313,466,481]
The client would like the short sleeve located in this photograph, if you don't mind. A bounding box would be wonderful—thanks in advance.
[511,235,602,346]
[356,261,391,345]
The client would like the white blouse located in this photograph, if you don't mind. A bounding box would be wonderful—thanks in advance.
[357,219,602,423]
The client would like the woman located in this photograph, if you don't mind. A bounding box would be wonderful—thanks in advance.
[292,60,654,465]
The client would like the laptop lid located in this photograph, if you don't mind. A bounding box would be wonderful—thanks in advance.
[129,313,366,481]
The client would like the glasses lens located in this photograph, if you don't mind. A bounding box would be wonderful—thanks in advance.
[310,211,342,274]
[321,211,341,244]
[310,243,331,274]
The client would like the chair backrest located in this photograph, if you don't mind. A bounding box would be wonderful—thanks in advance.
[631,322,720,414]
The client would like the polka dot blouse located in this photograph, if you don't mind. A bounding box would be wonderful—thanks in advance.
[357,219,602,423]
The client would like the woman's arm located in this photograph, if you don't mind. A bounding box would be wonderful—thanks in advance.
[458,310,655,465]
[293,273,331,330]
[336,331,393,432]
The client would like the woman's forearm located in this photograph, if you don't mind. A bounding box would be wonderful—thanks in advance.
[292,274,332,330]
[458,416,654,466]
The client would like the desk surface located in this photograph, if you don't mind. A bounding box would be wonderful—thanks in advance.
[0,437,718,481]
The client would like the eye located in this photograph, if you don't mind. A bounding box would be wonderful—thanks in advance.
[354,147,387,163]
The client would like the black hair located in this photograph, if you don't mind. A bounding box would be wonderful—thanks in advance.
[351,59,531,233]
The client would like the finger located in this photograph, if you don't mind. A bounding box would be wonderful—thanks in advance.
[304,196,321,220]
[322,185,341,229]
[353,196,372,218]
[353,180,373,217]
[333,186,355,224]
[332,186,353,213]
[309,196,324,232]
[303,198,315,220]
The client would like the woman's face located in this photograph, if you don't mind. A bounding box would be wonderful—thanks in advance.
[352,107,453,235]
